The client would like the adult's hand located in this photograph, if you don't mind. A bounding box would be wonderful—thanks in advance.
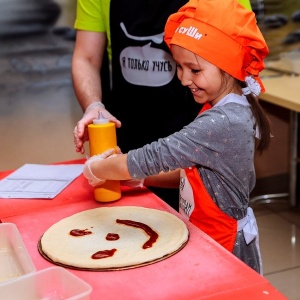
[74,102,121,154]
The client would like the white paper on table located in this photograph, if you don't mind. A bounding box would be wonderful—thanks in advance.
[0,164,84,199]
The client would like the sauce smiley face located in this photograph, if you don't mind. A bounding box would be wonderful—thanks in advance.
[69,219,159,259]
[40,206,189,270]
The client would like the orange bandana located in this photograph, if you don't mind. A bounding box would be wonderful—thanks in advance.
[164,0,269,91]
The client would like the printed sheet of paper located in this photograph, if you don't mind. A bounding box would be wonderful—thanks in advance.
[0,164,84,199]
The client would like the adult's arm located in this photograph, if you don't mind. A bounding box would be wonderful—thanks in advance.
[72,30,121,153]
[72,30,105,111]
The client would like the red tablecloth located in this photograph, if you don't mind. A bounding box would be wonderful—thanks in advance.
[0,161,287,300]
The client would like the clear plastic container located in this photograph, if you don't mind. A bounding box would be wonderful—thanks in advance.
[0,223,36,284]
[0,266,92,300]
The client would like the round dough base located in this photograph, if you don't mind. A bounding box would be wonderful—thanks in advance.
[39,206,189,271]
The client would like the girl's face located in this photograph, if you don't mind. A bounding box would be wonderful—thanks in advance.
[171,45,240,106]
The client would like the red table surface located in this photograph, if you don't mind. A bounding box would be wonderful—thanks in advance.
[0,161,287,300]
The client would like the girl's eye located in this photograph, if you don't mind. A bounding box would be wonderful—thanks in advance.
[191,69,201,74]
[176,64,201,74]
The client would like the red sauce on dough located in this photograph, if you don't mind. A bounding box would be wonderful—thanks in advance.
[106,233,120,240]
[71,219,158,260]
[116,219,158,249]
[69,229,92,236]
[92,249,117,259]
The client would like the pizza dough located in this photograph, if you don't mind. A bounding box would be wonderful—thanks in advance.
[39,206,189,270]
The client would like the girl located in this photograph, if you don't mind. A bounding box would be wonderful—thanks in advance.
[83,0,271,274]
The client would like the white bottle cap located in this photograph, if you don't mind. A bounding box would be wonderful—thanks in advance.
[93,111,109,124]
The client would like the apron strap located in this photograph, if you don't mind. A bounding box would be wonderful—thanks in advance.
[237,207,258,244]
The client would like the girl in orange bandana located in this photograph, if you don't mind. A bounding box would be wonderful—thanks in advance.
[83,0,271,274]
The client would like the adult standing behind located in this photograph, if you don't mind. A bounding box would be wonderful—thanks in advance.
[72,0,252,208]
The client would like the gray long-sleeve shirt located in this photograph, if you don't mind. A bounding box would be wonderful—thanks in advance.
[128,93,256,218]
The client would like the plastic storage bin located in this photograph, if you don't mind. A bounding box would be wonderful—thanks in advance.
[0,266,92,300]
[0,222,36,284]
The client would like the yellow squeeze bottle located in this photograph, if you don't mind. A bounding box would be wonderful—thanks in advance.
[88,112,121,202]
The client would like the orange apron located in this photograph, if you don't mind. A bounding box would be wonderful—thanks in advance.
[180,167,237,252]
[179,102,258,254]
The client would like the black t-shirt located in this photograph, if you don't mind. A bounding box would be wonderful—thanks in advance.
[105,0,202,153]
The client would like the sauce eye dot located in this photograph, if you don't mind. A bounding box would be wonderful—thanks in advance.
[106,233,120,240]
[70,229,92,236]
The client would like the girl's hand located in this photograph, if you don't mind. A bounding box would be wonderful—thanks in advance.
[83,148,115,186]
